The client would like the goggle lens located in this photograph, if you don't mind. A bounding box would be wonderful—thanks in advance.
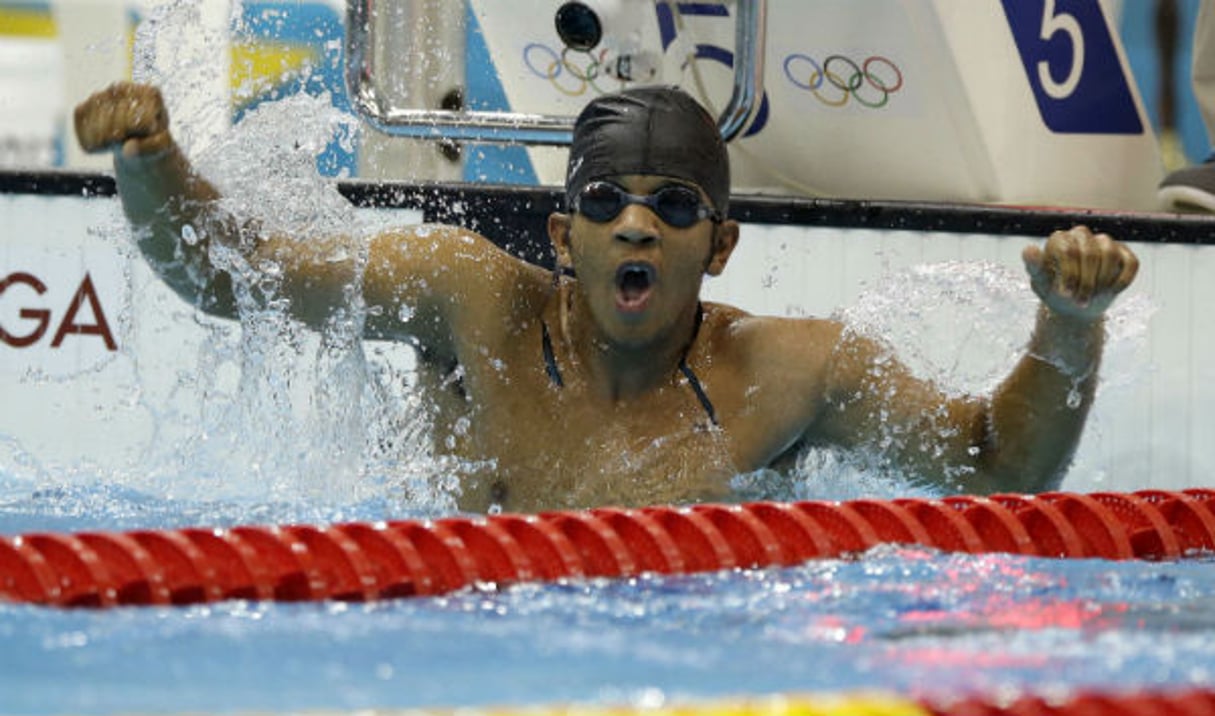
[575,182,719,228]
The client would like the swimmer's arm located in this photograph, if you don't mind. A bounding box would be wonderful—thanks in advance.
[970,226,1138,492]
[75,82,240,315]
[977,306,1108,492]
[74,82,529,355]
[74,82,371,329]
[102,126,473,340]
[816,227,1138,495]
[817,313,1102,495]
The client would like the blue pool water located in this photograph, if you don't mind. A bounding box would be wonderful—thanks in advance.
[3,481,1215,715]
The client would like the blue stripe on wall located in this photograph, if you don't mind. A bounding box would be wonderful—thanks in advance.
[462,5,539,185]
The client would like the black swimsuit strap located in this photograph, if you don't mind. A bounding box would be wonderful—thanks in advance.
[540,303,718,426]
[541,320,564,388]
[678,304,718,426]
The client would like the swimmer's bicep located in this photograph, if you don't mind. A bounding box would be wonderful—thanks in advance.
[250,232,368,329]
[816,330,988,466]
[361,226,518,349]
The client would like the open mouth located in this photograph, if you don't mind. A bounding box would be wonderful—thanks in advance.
[614,262,656,312]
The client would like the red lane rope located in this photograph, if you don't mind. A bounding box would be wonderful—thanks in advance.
[364,689,1215,715]
[2,489,1214,608]
[919,688,1215,716]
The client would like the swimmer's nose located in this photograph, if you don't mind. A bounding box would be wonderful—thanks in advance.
[613,204,660,245]
[614,228,657,245]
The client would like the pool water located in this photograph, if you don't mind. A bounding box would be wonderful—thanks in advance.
[2,482,1215,715]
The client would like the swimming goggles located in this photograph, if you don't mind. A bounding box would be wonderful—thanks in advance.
[573,181,722,228]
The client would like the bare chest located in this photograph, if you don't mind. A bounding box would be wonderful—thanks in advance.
[418,318,826,512]
[435,351,739,512]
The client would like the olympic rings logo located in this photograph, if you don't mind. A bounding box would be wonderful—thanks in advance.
[782,54,904,108]
[523,42,624,97]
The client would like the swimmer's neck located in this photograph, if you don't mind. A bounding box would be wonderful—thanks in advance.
[555,290,702,402]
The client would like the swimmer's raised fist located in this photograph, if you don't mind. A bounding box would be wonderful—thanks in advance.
[1022,225,1139,322]
[74,82,172,158]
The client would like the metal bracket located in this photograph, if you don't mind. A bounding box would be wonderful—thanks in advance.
[344,0,767,145]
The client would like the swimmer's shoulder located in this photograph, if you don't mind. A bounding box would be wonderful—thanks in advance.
[368,223,548,292]
[361,223,548,346]
[701,301,846,356]
[700,303,848,439]
[700,302,848,394]
[370,223,518,264]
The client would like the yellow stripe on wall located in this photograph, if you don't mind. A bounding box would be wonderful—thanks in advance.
[231,41,317,104]
[0,8,57,38]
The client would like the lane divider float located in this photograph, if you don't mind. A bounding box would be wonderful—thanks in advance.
[1,489,1213,608]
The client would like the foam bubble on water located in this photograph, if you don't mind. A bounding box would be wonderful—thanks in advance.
[732,451,941,503]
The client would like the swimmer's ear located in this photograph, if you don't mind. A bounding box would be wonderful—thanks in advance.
[704,220,740,276]
[548,212,574,269]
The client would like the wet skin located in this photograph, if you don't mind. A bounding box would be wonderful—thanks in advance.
[394,175,838,511]
[75,82,1140,512]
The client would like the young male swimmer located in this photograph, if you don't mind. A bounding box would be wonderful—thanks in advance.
[75,83,1139,512]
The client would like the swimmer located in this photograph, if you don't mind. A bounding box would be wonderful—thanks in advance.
[74,82,1139,512]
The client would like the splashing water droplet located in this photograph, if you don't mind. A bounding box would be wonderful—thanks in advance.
[1066,387,1083,409]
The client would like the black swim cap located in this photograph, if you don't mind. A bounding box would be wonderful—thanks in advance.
[565,86,730,218]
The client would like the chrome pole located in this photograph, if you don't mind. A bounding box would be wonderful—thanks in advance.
[344,0,767,145]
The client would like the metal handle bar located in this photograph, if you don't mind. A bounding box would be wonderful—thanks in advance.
[344,0,767,145]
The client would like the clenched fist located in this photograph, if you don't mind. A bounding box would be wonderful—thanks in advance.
[1022,225,1139,322]
[74,82,172,158]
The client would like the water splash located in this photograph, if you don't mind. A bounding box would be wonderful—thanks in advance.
[838,261,1039,394]
[0,0,469,529]
[119,89,463,518]
[755,260,1152,499]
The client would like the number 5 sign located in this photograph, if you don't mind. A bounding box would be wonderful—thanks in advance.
[1001,0,1144,134]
